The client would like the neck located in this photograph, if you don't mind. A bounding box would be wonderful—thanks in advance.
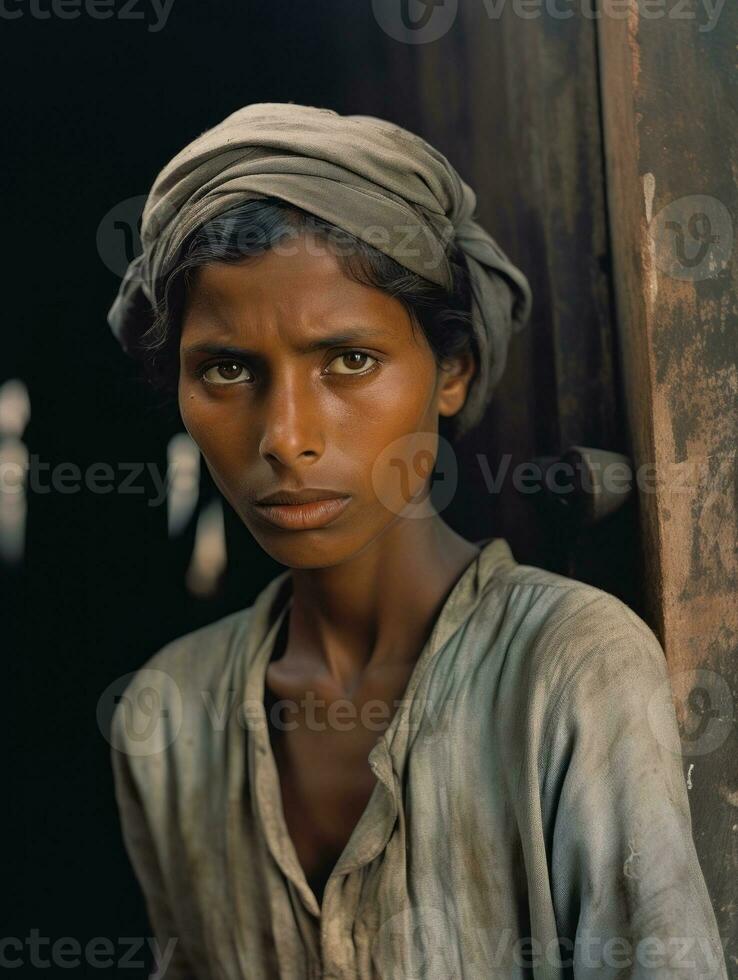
[281,515,480,695]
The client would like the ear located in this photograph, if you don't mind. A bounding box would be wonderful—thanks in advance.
[437,348,477,419]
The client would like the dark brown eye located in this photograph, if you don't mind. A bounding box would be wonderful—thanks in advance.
[201,361,250,385]
[326,351,377,375]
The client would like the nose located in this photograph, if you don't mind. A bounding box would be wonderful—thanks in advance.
[258,369,323,468]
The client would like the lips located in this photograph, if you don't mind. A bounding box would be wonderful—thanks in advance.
[252,493,351,530]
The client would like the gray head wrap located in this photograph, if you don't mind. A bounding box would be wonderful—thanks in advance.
[107,102,532,433]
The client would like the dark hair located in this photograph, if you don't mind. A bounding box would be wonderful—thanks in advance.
[138,198,479,438]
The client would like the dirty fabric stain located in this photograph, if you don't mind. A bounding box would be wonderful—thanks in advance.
[111,537,727,979]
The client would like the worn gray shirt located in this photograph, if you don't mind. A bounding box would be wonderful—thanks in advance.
[110,537,727,979]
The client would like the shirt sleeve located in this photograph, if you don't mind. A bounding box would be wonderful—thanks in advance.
[110,701,196,980]
[541,609,728,979]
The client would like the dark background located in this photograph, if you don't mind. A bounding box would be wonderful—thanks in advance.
[4,2,643,975]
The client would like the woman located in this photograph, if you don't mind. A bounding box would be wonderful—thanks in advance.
[108,103,726,979]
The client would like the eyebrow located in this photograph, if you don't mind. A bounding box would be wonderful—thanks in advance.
[181,328,384,358]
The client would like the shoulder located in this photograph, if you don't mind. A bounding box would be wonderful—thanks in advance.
[491,553,664,661]
[475,557,669,734]
[473,561,680,808]
[109,605,254,758]
[127,605,253,696]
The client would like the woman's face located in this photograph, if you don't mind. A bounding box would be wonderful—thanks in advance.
[178,231,473,568]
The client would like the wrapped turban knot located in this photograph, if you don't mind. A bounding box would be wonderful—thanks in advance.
[107,102,532,432]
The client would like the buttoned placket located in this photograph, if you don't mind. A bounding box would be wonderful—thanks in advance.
[229,539,504,978]
[318,738,398,979]
[243,594,403,978]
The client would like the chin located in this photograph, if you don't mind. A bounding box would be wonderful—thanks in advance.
[245,526,360,570]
